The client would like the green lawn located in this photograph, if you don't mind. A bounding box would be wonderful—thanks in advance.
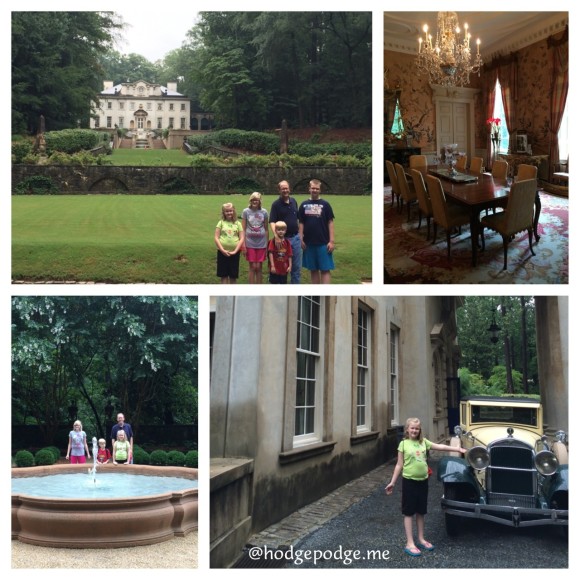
[12,195,372,284]
[108,148,193,166]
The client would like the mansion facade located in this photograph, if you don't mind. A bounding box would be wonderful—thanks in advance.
[91,79,191,132]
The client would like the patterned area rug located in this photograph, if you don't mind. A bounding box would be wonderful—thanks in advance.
[384,188,568,284]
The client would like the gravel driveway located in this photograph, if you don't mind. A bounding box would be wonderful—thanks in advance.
[289,458,568,569]
[12,532,197,569]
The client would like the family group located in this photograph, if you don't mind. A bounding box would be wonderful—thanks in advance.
[214,179,336,284]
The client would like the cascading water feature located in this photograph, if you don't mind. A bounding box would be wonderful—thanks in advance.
[89,436,98,483]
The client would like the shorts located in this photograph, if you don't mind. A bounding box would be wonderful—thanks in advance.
[70,455,86,464]
[115,458,128,464]
[401,477,428,516]
[216,251,241,279]
[269,273,288,284]
[245,247,267,263]
[302,244,335,271]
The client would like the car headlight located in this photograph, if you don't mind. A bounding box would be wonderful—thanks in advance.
[535,450,559,476]
[467,446,490,470]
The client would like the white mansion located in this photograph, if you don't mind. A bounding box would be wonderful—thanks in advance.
[91,80,191,132]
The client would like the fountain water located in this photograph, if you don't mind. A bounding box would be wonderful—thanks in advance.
[89,436,98,482]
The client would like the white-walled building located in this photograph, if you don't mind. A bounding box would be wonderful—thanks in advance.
[91,80,190,131]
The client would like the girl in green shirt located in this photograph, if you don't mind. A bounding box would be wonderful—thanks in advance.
[385,417,466,557]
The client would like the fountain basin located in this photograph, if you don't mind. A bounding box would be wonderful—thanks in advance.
[12,464,198,548]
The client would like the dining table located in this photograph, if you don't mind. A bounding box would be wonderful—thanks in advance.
[412,165,541,267]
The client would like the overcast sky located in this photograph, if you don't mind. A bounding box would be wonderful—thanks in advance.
[113,10,198,62]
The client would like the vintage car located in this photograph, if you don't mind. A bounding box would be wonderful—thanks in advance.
[438,396,568,536]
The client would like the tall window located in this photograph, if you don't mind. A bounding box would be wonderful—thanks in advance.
[295,296,321,445]
[356,306,370,431]
[118,117,124,128]
[389,326,400,426]
[106,116,112,128]
[390,99,404,138]
[493,79,509,154]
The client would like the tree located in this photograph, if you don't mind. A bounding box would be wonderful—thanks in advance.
[12,12,123,134]
[99,50,161,85]
[186,12,372,129]
[456,296,537,393]
[12,297,198,445]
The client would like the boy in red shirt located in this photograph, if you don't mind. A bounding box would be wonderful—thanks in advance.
[268,221,293,284]
[96,438,112,464]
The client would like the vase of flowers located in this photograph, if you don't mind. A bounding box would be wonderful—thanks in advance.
[487,117,501,150]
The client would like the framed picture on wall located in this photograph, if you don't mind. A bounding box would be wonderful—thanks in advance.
[516,133,528,153]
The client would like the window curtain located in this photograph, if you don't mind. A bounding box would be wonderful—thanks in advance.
[497,59,517,152]
[482,69,498,169]
[549,30,568,179]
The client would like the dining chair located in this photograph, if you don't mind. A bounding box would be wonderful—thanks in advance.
[410,169,433,240]
[425,174,473,261]
[480,178,537,270]
[395,162,417,221]
[491,160,509,180]
[515,163,537,181]
[409,155,427,169]
[455,155,467,171]
[385,160,400,208]
[470,157,484,174]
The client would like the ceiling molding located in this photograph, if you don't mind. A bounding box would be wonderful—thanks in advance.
[384,12,568,61]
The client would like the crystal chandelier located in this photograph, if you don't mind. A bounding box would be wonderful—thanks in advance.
[416,12,483,87]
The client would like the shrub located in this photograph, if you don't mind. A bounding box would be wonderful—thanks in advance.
[44,129,102,155]
[167,450,186,467]
[12,140,33,164]
[14,175,59,195]
[133,448,150,465]
[14,450,35,468]
[162,177,195,194]
[185,450,198,468]
[46,446,61,462]
[35,448,56,466]
[225,177,263,195]
[149,450,168,466]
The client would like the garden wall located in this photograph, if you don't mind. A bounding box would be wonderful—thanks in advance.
[12,165,371,195]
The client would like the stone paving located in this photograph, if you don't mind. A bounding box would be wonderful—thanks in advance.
[247,462,395,547]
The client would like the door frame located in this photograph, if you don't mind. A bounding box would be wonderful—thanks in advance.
[431,85,480,160]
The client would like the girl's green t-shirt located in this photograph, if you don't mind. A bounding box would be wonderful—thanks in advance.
[398,437,432,481]
[216,219,242,252]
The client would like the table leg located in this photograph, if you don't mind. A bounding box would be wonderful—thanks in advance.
[469,213,480,267]
[534,191,541,242]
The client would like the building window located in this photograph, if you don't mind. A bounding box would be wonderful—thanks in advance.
[169,103,174,111]
[180,117,186,129]
[118,117,124,128]
[181,103,186,111]
[119,102,124,110]
[356,306,370,431]
[389,326,400,426]
[169,118,174,128]
[94,117,100,128]
[106,116,112,128]
[147,102,152,110]
[107,101,112,109]
[157,118,163,129]
[130,102,135,111]
[157,103,162,111]
[492,79,509,154]
[294,296,322,446]
[137,117,144,129]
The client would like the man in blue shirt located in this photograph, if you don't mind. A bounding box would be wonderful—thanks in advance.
[111,412,134,461]
[270,180,302,284]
